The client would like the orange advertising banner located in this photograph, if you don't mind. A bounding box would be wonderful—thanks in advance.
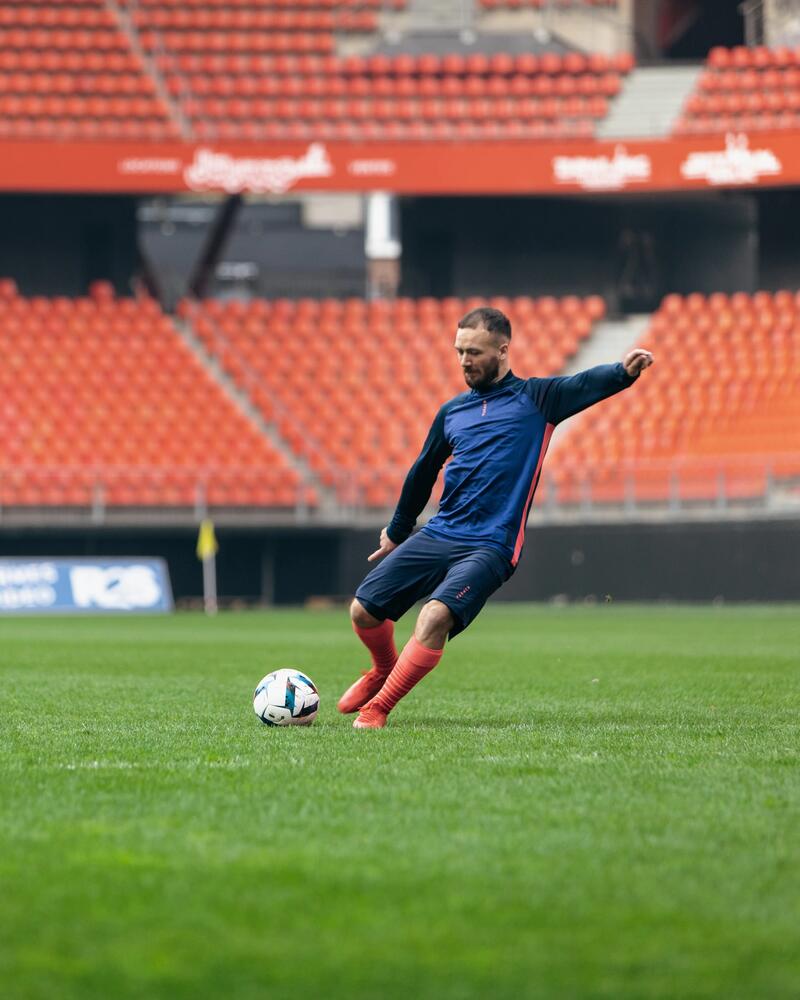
[0,131,793,195]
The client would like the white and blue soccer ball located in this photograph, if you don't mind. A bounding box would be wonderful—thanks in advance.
[253,669,319,727]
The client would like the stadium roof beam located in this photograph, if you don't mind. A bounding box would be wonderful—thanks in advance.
[186,194,243,302]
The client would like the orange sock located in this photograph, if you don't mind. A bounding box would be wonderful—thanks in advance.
[373,636,443,713]
[353,619,398,676]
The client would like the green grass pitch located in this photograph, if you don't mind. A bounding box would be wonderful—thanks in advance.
[1,604,799,1000]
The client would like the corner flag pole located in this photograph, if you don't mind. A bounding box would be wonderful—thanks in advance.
[196,518,218,616]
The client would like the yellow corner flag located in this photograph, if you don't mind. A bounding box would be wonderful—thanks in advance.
[196,518,218,561]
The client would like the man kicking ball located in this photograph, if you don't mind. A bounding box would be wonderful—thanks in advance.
[338,306,654,729]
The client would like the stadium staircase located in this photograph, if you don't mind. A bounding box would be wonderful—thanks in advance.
[174,302,337,512]
[406,0,474,32]
[596,65,703,139]
[547,313,650,453]
[103,0,191,139]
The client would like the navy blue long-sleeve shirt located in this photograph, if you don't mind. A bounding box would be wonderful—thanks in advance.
[387,365,637,566]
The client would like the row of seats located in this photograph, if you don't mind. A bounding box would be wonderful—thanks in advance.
[186,120,599,140]
[0,95,167,116]
[545,290,800,505]
[133,9,378,30]
[140,31,336,53]
[684,93,800,115]
[0,28,131,50]
[123,0,405,7]
[166,72,621,97]
[179,95,611,120]
[0,72,157,95]
[675,113,800,134]
[0,280,308,509]
[0,6,116,27]
[0,51,144,72]
[155,50,632,77]
[180,295,603,505]
[699,67,800,92]
[0,119,180,138]
[708,45,800,69]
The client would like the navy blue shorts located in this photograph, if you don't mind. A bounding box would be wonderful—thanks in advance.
[355,530,513,638]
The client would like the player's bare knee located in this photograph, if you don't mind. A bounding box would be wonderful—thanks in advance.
[415,600,454,647]
[350,598,381,629]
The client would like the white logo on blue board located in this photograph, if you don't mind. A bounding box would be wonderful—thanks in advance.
[0,562,58,609]
[70,565,163,610]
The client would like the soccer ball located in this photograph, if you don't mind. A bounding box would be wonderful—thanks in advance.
[253,669,319,727]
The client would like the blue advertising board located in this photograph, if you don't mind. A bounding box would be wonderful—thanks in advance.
[0,558,174,614]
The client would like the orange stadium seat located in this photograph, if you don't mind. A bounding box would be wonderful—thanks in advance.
[544,291,800,507]
[179,295,606,507]
[0,283,307,509]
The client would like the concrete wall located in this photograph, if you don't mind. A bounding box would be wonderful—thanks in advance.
[0,195,139,297]
[3,519,798,605]
[400,193,759,313]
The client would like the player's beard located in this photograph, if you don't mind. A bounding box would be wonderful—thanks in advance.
[464,356,500,391]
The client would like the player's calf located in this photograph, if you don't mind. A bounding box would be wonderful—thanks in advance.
[338,616,398,714]
[352,635,444,728]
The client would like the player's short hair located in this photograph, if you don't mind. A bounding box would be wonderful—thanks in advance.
[457,306,512,341]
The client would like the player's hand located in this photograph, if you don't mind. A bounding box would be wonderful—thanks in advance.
[623,348,654,377]
[367,527,398,563]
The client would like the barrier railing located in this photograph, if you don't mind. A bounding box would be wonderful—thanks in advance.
[536,454,800,516]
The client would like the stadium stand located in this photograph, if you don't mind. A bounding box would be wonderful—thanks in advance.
[179,293,605,506]
[0,0,632,141]
[0,279,311,508]
[545,291,800,506]
[121,0,631,142]
[1,276,794,514]
[674,45,800,134]
[0,0,180,140]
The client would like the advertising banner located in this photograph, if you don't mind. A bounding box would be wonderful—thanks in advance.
[0,558,174,614]
[0,131,794,195]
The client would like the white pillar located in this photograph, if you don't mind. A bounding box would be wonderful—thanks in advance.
[364,192,401,300]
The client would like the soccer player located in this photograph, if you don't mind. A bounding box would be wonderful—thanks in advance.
[339,306,654,729]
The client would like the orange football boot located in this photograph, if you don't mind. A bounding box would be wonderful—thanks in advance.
[352,699,389,729]
[337,669,387,714]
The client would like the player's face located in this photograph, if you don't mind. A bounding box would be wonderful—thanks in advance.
[454,326,507,390]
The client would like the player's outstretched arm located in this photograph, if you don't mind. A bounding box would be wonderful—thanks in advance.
[623,348,654,377]
[529,349,654,425]
[367,527,398,563]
